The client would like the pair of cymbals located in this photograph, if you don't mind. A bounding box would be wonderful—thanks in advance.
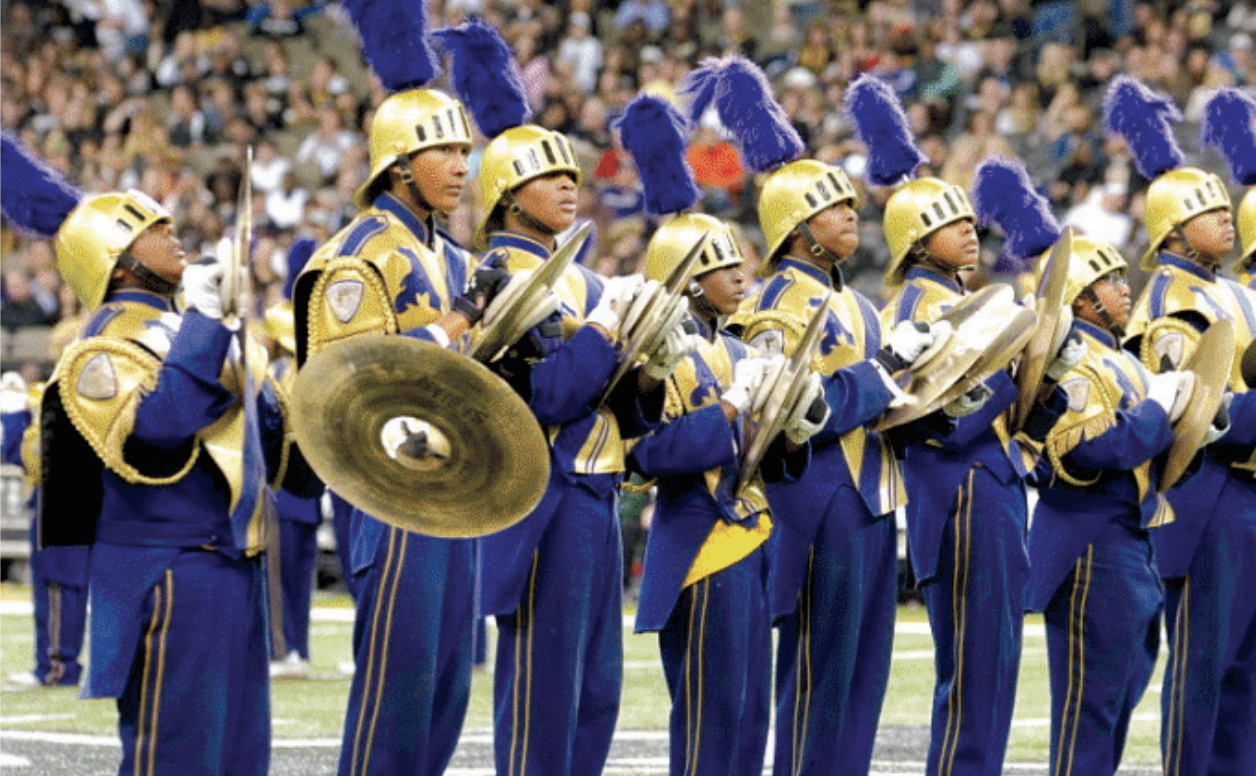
[1158,318,1235,492]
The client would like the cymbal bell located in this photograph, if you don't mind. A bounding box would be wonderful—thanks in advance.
[292,336,550,537]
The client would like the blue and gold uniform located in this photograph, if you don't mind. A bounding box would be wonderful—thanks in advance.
[2,380,89,688]
[731,257,904,775]
[1029,316,1176,776]
[42,288,290,776]
[630,315,807,776]
[1125,253,1256,776]
[478,231,663,776]
[884,265,1063,776]
[295,190,479,776]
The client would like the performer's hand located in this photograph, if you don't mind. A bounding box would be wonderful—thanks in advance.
[721,356,775,416]
[1146,370,1194,423]
[182,256,226,320]
[619,279,661,339]
[876,321,934,372]
[1204,392,1232,445]
[453,258,512,325]
[783,371,829,444]
[0,371,27,414]
[587,274,645,334]
[643,324,696,380]
[1044,331,1086,383]
[944,384,994,418]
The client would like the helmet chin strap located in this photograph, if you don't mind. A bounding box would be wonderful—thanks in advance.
[1169,224,1214,268]
[796,222,845,290]
[117,253,178,297]
[396,155,437,220]
[505,191,558,240]
[1080,285,1123,338]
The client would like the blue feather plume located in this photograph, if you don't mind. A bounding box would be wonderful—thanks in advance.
[614,95,699,216]
[283,236,316,300]
[683,56,803,173]
[844,74,927,187]
[682,56,723,128]
[1103,75,1184,180]
[1200,87,1256,186]
[341,0,438,92]
[971,155,1061,268]
[1,131,81,239]
[432,18,531,138]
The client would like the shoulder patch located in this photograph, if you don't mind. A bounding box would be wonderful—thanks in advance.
[1062,377,1090,413]
[326,279,364,323]
[75,353,118,401]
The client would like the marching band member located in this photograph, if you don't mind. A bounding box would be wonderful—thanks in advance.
[852,71,1075,774]
[438,20,679,775]
[1108,76,1256,776]
[292,5,511,774]
[692,56,935,776]
[2,132,315,775]
[1027,233,1198,776]
[619,94,823,776]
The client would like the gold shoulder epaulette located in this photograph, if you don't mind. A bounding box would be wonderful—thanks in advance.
[304,256,398,359]
[1138,316,1201,372]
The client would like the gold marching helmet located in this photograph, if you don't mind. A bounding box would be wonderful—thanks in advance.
[882,177,976,287]
[1040,233,1129,309]
[646,213,742,283]
[475,125,582,250]
[1139,167,1231,270]
[1238,188,1255,269]
[758,159,859,266]
[53,190,172,310]
[354,88,474,209]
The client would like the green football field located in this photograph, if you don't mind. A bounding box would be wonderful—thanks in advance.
[0,585,1166,773]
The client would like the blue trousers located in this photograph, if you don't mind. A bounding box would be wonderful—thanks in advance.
[493,483,623,776]
[920,468,1028,776]
[29,540,89,686]
[117,551,270,776]
[658,546,771,776]
[1161,477,1256,776]
[276,519,317,659]
[773,489,897,776]
[338,528,475,776]
[1043,536,1161,776]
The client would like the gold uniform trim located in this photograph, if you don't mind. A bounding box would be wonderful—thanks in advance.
[1054,546,1094,776]
[135,570,174,776]
[1164,577,1191,776]
[305,258,399,360]
[1137,316,1201,373]
[55,338,199,486]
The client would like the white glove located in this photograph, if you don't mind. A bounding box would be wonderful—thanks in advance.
[944,383,994,418]
[1204,392,1232,446]
[182,256,226,320]
[750,353,787,415]
[587,274,645,333]
[0,371,27,414]
[878,320,935,371]
[644,325,696,380]
[1045,331,1086,382]
[783,371,830,444]
[721,356,775,416]
[1146,370,1193,423]
[642,293,689,355]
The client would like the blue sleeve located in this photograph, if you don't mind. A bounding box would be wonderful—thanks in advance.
[936,370,1018,449]
[259,379,286,484]
[1067,399,1174,472]
[1221,390,1256,448]
[527,325,619,426]
[630,403,736,477]
[2,410,31,467]
[605,367,665,438]
[813,360,894,441]
[133,312,235,446]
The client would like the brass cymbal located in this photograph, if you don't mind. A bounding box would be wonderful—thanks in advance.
[876,284,1033,430]
[470,222,591,363]
[292,336,550,537]
[1014,227,1072,431]
[736,290,831,494]
[1159,318,1235,493]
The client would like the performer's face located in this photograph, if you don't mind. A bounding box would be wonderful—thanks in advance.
[512,172,578,234]
[408,143,470,213]
[922,218,979,271]
[805,202,859,260]
[128,221,187,285]
[1180,208,1236,264]
[693,264,746,316]
[1078,271,1131,330]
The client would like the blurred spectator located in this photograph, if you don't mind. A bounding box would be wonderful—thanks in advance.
[555,11,602,94]
[1062,181,1136,252]
[2,270,55,328]
[613,0,669,38]
[295,109,355,184]
[687,121,746,219]
[265,171,309,231]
